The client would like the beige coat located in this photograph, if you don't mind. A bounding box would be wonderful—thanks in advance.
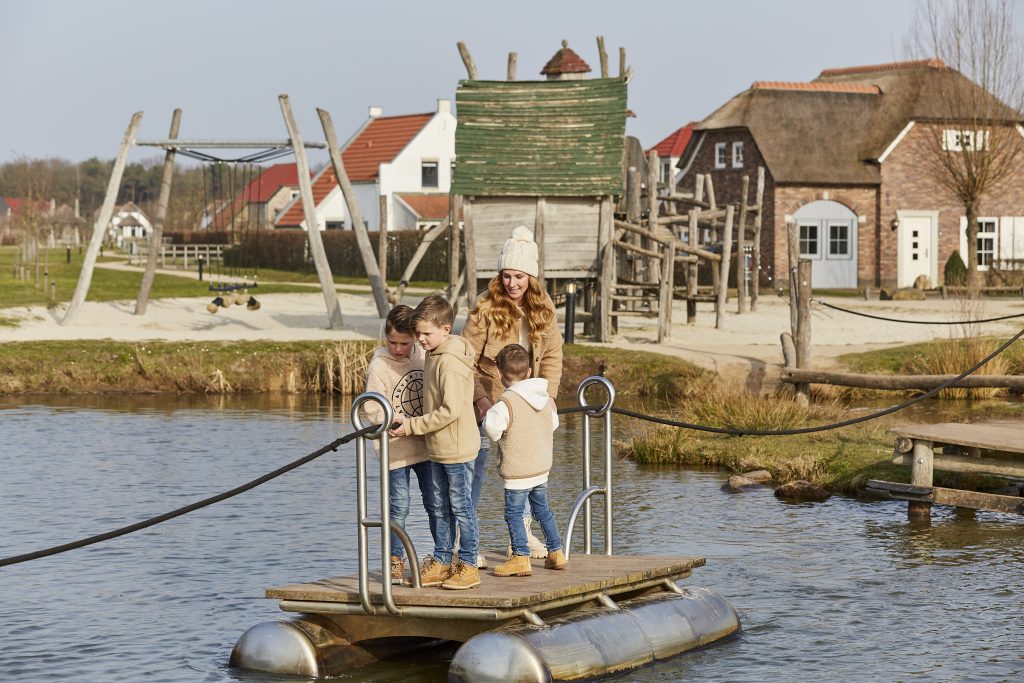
[461,294,564,406]
[404,335,481,464]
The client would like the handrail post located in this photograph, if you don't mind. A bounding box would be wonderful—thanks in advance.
[573,376,617,556]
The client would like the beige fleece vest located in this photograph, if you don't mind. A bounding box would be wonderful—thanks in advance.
[496,391,553,480]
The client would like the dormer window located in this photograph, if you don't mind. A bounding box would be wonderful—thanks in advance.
[421,161,439,189]
[714,143,727,169]
[942,129,989,151]
[732,142,744,168]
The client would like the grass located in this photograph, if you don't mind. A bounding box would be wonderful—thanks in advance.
[562,345,710,402]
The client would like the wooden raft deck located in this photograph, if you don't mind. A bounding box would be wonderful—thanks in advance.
[268,552,704,610]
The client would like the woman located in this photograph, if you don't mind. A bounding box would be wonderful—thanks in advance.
[462,225,564,561]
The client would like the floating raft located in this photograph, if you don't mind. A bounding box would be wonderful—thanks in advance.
[232,551,740,681]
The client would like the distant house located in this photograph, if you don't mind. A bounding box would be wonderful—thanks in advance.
[678,59,1024,289]
[209,163,307,232]
[107,201,153,247]
[394,193,454,231]
[275,100,456,232]
[646,123,695,189]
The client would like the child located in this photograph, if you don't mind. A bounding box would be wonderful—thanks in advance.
[483,343,567,576]
[363,305,443,585]
[390,294,482,590]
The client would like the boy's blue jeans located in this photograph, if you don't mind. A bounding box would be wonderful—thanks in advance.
[504,484,562,557]
[388,460,446,561]
[430,460,479,566]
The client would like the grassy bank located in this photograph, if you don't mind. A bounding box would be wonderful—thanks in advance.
[0,340,708,398]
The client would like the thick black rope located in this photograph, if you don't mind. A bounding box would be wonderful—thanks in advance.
[609,326,1024,437]
[0,424,379,568]
[815,299,1024,325]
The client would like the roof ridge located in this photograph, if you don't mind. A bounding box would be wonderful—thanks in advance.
[751,81,880,94]
[818,58,945,78]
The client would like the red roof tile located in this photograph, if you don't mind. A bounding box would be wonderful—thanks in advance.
[396,193,454,220]
[647,124,695,159]
[276,113,433,227]
[752,81,881,94]
[541,41,591,76]
[818,58,945,78]
[211,164,306,230]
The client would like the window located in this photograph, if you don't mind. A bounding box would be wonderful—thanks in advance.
[714,143,727,169]
[942,129,989,151]
[662,161,673,184]
[977,219,997,269]
[799,224,819,256]
[731,142,744,168]
[325,220,346,230]
[421,161,438,188]
[828,223,850,257]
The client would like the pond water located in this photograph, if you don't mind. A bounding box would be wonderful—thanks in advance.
[1,394,1022,682]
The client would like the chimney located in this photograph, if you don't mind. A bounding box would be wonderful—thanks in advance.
[368,106,383,118]
[437,99,451,114]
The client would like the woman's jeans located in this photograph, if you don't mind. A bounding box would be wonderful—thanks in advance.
[387,460,443,561]
[430,460,479,566]
[504,483,562,557]
[470,426,489,511]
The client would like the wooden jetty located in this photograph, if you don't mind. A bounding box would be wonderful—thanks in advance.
[867,421,1024,519]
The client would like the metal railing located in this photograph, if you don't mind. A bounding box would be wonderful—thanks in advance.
[563,376,617,560]
[350,393,421,616]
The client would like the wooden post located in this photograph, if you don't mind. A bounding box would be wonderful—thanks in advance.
[795,258,812,402]
[908,439,934,520]
[378,195,388,285]
[596,36,609,78]
[787,221,799,337]
[598,196,613,341]
[647,151,661,283]
[736,175,749,314]
[687,208,698,324]
[463,198,477,301]
[507,52,517,81]
[135,108,180,316]
[658,242,674,342]
[535,197,546,291]
[456,41,478,79]
[279,94,343,329]
[704,174,717,210]
[449,195,462,299]
[626,167,642,292]
[318,107,389,317]
[715,205,734,330]
[63,111,143,326]
[751,166,765,311]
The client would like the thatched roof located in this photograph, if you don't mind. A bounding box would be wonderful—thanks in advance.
[690,59,1023,185]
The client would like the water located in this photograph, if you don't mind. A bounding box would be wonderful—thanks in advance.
[2,395,1023,682]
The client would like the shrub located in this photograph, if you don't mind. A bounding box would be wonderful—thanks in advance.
[944,250,968,286]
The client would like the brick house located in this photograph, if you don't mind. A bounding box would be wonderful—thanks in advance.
[209,163,307,232]
[677,59,1024,290]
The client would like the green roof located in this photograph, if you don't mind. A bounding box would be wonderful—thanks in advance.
[453,78,628,197]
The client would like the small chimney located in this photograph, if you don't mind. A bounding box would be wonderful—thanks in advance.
[437,99,451,114]
[368,106,383,118]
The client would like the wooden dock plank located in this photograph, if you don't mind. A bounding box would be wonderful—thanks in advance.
[888,422,1024,454]
[267,553,704,609]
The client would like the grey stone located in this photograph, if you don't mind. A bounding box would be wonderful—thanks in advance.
[774,480,830,502]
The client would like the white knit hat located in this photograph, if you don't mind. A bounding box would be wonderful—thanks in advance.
[496,225,539,277]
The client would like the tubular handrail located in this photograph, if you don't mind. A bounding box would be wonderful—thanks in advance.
[351,393,421,617]
[566,376,617,559]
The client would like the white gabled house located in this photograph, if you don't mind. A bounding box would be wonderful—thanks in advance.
[107,201,153,248]
[275,99,456,232]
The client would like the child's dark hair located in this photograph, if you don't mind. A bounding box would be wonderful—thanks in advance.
[413,293,454,329]
[385,304,416,336]
[495,344,530,382]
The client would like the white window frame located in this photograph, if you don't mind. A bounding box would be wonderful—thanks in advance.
[714,142,727,169]
[827,221,853,260]
[731,142,744,169]
[977,218,997,270]
[942,129,990,152]
[799,223,820,258]
[421,160,439,189]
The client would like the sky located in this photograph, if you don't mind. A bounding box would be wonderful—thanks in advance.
[2,0,1013,167]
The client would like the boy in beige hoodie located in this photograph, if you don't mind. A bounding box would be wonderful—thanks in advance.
[391,294,482,590]
[364,305,447,586]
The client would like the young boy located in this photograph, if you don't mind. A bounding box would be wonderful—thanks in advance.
[363,305,444,586]
[483,344,567,576]
[390,294,482,590]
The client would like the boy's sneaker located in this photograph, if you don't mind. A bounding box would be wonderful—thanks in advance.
[492,554,533,577]
[441,561,481,590]
[526,520,548,559]
[418,556,452,587]
[390,555,406,585]
[544,549,568,570]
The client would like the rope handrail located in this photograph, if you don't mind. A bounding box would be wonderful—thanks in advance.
[0,424,379,569]
[814,299,1024,325]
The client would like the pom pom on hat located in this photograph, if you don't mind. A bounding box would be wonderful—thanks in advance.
[497,225,539,277]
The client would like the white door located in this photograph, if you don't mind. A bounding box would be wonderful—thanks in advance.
[898,215,934,288]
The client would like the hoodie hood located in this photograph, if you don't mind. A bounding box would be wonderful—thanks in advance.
[430,335,477,372]
[506,377,551,410]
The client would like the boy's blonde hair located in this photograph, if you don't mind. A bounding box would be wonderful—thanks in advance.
[384,304,415,336]
[495,344,530,382]
[413,293,454,329]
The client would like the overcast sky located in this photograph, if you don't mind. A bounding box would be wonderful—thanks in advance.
[4,0,1015,167]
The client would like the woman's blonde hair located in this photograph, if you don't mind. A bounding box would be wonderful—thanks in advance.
[475,274,554,346]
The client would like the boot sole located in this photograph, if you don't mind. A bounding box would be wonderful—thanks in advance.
[493,570,533,577]
[441,581,481,590]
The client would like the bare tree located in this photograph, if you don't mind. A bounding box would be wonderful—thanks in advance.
[908,0,1024,292]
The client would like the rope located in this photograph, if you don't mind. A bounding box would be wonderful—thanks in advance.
[608,326,1024,436]
[0,424,379,568]
[815,299,1024,325]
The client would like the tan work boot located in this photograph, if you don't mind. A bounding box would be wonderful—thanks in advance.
[544,549,568,570]
[390,555,405,585]
[418,556,452,587]
[441,561,481,590]
[493,554,533,577]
